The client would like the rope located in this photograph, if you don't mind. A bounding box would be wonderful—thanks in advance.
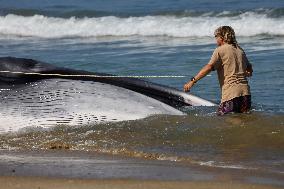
[0,70,186,78]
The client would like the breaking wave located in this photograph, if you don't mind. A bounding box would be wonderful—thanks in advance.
[0,11,283,38]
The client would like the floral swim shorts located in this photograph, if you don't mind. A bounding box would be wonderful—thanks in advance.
[218,95,251,115]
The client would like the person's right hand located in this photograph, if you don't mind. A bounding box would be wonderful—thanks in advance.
[183,81,195,92]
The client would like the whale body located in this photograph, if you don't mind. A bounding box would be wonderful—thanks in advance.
[0,57,216,133]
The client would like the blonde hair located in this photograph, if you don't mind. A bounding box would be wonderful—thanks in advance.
[214,26,238,47]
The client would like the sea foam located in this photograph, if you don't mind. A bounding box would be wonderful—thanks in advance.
[0,13,283,38]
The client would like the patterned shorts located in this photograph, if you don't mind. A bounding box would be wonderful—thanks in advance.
[218,95,251,115]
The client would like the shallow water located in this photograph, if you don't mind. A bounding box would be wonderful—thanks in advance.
[0,0,283,185]
[0,113,283,174]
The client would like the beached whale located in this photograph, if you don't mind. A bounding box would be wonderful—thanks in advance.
[0,57,215,132]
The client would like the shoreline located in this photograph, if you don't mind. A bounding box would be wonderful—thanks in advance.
[1,176,282,189]
[0,149,283,188]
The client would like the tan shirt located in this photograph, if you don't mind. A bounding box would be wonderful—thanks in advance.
[208,43,251,103]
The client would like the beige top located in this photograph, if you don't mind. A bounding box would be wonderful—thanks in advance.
[208,43,251,103]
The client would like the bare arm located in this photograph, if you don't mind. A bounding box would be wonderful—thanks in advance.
[183,64,213,92]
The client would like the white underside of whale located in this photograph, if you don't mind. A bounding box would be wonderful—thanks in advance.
[0,79,185,133]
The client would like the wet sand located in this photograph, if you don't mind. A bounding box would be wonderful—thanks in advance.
[1,176,282,189]
[0,150,283,189]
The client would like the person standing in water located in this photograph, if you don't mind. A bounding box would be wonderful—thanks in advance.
[184,26,253,115]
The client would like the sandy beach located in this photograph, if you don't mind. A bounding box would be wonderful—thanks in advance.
[0,150,283,189]
[1,176,283,189]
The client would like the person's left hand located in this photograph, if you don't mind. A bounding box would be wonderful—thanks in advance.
[245,64,253,77]
[183,81,195,92]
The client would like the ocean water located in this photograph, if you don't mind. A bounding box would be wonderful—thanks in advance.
[0,0,283,185]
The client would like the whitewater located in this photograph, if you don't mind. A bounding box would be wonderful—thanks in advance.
[0,12,284,38]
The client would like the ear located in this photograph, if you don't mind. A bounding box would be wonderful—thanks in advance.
[220,37,225,44]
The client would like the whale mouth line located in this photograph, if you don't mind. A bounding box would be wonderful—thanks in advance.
[0,70,186,78]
